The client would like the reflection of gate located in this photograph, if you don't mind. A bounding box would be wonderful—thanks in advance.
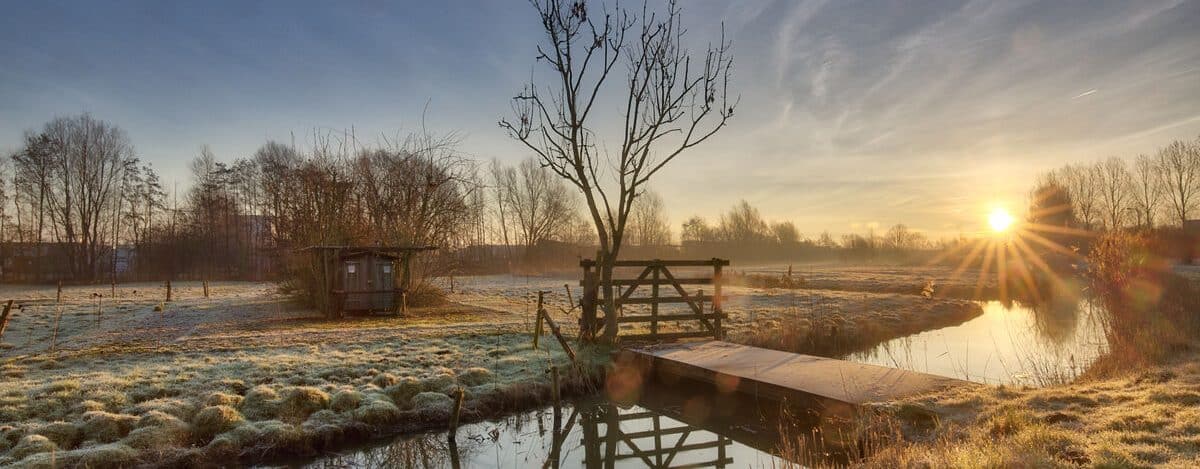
[580,403,733,468]
[580,259,729,342]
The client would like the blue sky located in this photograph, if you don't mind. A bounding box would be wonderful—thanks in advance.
[3,0,1199,237]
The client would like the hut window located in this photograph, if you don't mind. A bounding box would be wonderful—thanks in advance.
[346,264,357,274]
[382,265,391,274]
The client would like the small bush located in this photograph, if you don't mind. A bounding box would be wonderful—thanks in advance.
[458,367,494,386]
[81,411,139,443]
[371,373,399,388]
[384,378,424,407]
[9,434,57,460]
[330,390,363,412]
[71,442,139,469]
[33,421,81,449]
[278,386,330,421]
[412,391,454,415]
[124,410,191,449]
[205,392,244,407]
[192,405,245,441]
[351,394,401,425]
[240,385,281,421]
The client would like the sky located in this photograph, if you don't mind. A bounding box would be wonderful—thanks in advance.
[2,0,1199,239]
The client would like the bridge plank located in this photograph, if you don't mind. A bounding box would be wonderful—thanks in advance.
[628,340,971,405]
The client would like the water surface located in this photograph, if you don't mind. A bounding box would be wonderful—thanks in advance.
[845,298,1109,385]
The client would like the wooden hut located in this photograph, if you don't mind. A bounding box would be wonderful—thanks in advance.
[300,245,437,317]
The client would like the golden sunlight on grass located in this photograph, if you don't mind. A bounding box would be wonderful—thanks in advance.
[987,207,1015,233]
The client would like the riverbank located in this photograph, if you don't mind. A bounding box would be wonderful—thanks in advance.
[0,282,604,467]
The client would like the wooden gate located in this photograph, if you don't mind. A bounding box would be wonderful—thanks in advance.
[580,258,728,342]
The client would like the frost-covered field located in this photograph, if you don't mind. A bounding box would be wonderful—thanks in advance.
[0,266,981,467]
[0,281,587,467]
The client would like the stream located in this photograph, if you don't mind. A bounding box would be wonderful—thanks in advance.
[289,296,1110,468]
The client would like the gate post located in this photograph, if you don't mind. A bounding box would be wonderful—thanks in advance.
[580,259,599,342]
[713,259,724,340]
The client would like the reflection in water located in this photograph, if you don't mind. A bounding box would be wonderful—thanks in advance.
[304,396,786,469]
[846,298,1109,386]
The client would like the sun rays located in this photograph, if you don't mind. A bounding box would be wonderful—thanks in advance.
[930,207,1094,304]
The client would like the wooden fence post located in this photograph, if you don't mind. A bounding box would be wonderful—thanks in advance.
[166,280,172,302]
[56,281,63,304]
[449,387,465,432]
[50,303,63,352]
[533,291,545,349]
[0,300,14,341]
[713,259,724,340]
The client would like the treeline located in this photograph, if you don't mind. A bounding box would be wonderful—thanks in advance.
[1,113,482,282]
[1031,135,1200,231]
[677,201,933,263]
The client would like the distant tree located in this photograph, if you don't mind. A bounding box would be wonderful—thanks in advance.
[680,216,717,244]
[1130,154,1161,229]
[1057,164,1100,230]
[627,190,672,246]
[771,221,800,245]
[40,114,138,280]
[719,201,769,243]
[1028,176,1076,229]
[1156,138,1200,227]
[10,131,58,245]
[816,230,837,248]
[1096,156,1133,230]
[884,223,925,250]
[500,0,736,340]
[497,157,578,249]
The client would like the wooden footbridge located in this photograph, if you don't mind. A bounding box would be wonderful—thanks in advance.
[577,258,971,408]
[624,340,968,406]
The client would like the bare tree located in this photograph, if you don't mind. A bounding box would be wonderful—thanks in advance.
[1057,164,1100,230]
[680,215,716,244]
[719,200,768,243]
[771,221,800,245]
[38,114,137,280]
[1096,156,1132,230]
[500,0,735,340]
[1130,154,1161,229]
[495,157,578,250]
[627,189,671,246]
[1156,138,1200,227]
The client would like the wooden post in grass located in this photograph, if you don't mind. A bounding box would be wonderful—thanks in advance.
[713,259,724,340]
[96,294,103,322]
[0,300,14,341]
[401,292,409,315]
[551,365,561,413]
[541,309,577,364]
[50,303,63,352]
[56,281,62,304]
[449,387,465,432]
[533,291,545,350]
[564,284,574,310]
[203,280,209,299]
[166,280,172,302]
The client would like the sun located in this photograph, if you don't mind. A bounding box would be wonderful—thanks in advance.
[988,207,1015,233]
